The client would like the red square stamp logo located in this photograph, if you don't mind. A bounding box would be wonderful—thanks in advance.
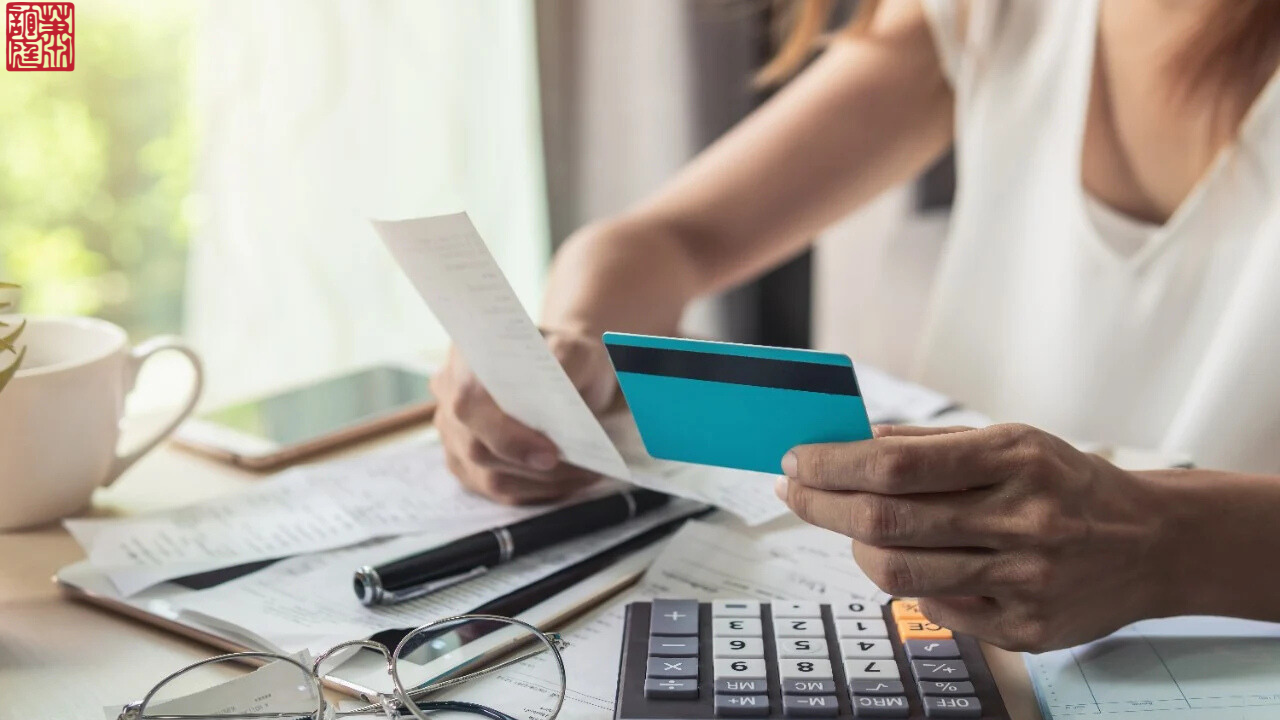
[7,2,74,71]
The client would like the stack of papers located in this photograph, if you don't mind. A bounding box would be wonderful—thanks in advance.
[67,441,630,596]
[66,431,795,600]
[170,494,708,655]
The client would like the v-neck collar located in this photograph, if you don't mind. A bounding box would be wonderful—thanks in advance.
[1068,0,1280,269]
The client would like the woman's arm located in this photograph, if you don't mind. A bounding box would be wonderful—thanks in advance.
[1155,468,1280,622]
[542,0,953,335]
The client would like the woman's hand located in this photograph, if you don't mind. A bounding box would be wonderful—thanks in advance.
[776,424,1175,651]
[431,330,616,504]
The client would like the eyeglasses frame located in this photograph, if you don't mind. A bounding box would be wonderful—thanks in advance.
[116,613,569,720]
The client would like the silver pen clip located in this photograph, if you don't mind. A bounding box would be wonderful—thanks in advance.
[355,565,490,606]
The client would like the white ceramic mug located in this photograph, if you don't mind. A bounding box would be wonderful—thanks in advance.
[0,316,203,530]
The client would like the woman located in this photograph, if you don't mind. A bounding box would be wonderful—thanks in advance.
[431,0,1280,651]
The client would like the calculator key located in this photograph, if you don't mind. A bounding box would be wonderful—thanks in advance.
[715,658,768,679]
[918,681,975,696]
[651,600,700,636]
[774,618,825,637]
[647,657,697,679]
[644,678,698,700]
[837,619,889,638]
[922,695,982,718]
[850,694,909,717]
[839,638,894,659]
[649,637,699,657]
[905,639,960,659]
[714,637,765,659]
[843,659,901,681]
[782,679,837,695]
[783,694,840,717]
[779,659,833,681]
[777,638,829,658]
[772,601,822,618]
[847,679,905,696]
[833,600,883,619]
[897,620,952,640]
[715,694,770,717]
[911,659,970,682]
[890,599,925,621]
[714,618,763,637]
[716,678,769,695]
[713,599,762,618]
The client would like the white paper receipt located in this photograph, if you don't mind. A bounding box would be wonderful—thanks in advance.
[374,213,630,479]
[67,442,565,595]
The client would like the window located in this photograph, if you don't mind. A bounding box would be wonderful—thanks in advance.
[0,1,193,337]
[2,1,549,409]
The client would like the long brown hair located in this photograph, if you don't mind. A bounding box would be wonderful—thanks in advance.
[757,0,1280,132]
[755,0,868,87]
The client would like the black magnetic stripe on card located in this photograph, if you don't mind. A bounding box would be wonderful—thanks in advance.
[606,343,860,396]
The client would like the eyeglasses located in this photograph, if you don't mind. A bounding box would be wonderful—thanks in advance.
[116,614,568,720]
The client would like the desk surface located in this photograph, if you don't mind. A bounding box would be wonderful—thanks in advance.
[0,433,1044,720]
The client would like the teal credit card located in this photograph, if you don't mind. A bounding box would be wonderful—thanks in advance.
[602,332,873,474]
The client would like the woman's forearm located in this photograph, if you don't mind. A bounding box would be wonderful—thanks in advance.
[541,0,953,336]
[540,216,703,336]
[1145,467,1280,621]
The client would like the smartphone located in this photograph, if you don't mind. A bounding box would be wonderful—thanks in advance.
[174,364,436,470]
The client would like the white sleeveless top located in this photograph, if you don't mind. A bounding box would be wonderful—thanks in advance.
[915,0,1280,473]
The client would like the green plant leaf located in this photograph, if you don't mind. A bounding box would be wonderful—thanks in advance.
[0,345,25,394]
[0,282,19,289]
[0,319,24,355]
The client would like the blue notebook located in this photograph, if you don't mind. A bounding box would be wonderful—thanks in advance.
[1025,615,1280,719]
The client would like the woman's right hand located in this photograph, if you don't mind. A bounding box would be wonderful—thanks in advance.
[430,330,617,504]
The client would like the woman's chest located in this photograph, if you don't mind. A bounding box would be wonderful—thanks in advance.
[1081,3,1228,226]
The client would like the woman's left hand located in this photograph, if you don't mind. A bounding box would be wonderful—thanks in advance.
[776,423,1175,651]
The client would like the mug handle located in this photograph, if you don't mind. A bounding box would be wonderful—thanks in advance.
[105,336,205,486]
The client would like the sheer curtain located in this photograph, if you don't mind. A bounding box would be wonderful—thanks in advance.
[185,0,549,405]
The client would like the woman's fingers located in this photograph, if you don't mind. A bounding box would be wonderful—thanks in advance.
[776,480,1004,548]
[434,340,608,505]
[872,424,975,438]
[445,444,597,504]
[463,435,597,483]
[436,401,599,503]
[913,596,1058,652]
[913,596,1005,639]
[785,427,997,494]
[456,385,560,470]
[852,543,1000,597]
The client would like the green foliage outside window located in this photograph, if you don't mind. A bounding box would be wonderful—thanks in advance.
[0,1,195,339]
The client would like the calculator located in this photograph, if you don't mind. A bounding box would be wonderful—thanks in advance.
[613,599,1009,719]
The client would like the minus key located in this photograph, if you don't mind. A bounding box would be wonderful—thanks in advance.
[649,637,699,657]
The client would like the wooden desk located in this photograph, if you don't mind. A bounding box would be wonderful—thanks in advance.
[0,438,1043,720]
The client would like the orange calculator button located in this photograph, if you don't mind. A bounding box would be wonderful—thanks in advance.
[897,620,953,640]
[891,599,926,621]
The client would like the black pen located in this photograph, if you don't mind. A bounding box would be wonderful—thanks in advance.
[353,488,671,606]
